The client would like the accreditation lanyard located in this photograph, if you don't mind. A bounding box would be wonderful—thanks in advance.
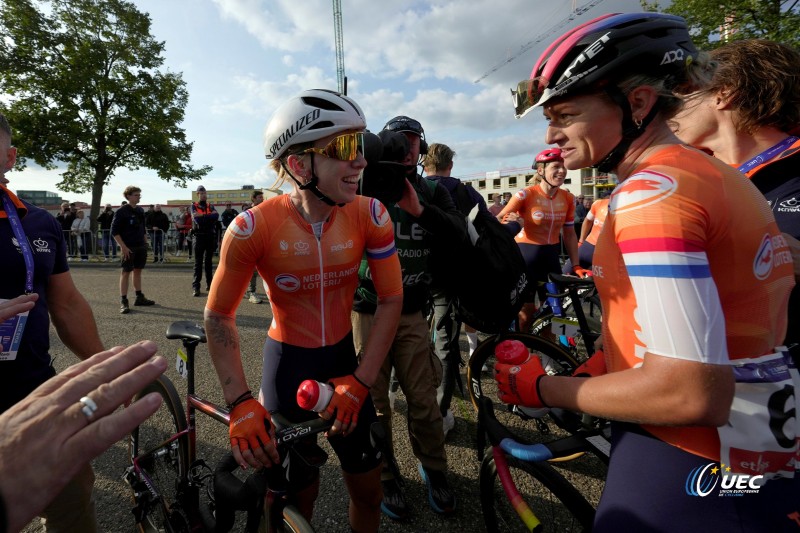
[0,191,34,360]
[737,136,798,175]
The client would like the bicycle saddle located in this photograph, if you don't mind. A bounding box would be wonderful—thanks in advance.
[166,321,207,343]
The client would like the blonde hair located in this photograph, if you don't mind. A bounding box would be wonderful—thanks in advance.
[422,143,456,173]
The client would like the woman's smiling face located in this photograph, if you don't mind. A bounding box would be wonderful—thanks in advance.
[304,130,367,205]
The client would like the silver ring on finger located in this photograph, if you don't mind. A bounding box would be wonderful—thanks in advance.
[79,396,98,421]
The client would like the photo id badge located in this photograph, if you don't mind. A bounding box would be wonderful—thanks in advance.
[0,299,29,361]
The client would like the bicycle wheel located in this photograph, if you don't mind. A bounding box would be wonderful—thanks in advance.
[129,375,190,533]
[279,505,315,532]
[467,332,580,414]
[467,333,581,458]
[479,448,595,532]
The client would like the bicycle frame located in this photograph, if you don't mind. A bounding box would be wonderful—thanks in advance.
[478,396,608,531]
[127,322,331,533]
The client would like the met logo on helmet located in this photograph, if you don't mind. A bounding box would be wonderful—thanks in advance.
[660,48,685,65]
[269,109,321,158]
[561,32,610,80]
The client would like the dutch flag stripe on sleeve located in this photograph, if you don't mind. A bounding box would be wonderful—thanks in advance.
[619,237,711,279]
[366,241,396,260]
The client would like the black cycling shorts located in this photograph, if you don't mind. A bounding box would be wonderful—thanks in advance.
[120,245,148,272]
[260,332,382,478]
[595,422,800,532]
[518,243,561,301]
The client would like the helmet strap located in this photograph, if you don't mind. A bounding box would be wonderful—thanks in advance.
[281,155,343,207]
[594,86,658,173]
[543,171,560,190]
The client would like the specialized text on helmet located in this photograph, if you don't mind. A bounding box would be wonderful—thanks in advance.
[270,109,321,157]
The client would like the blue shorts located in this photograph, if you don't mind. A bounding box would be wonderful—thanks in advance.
[260,332,382,475]
[595,423,800,532]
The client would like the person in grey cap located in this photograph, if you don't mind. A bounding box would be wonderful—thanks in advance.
[190,185,218,296]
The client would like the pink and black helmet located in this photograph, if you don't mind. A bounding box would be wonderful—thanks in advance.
[512,13,698,172]
[512,12,698,117]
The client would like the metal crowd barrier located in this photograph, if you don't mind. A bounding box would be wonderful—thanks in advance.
[60,229,191,263]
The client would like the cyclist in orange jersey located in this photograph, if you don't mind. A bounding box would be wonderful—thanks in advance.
[497,147,587,331]
[204,90,403,533]
[496,13,797,530]
[670,39,800,356]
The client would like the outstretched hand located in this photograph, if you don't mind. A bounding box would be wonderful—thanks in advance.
[0,293,37,323]
[0,341,167,533]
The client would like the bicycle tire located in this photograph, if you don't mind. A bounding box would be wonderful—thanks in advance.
[279,505,316,532]
[467,332,580,413]
[479,448,595,532]
[467,332,585,462]
[129,375,190,533]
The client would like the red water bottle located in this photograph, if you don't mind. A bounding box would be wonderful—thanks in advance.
[296,380,334,412]
[495,340,530,365]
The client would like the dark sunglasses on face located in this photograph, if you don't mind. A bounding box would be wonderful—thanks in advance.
[302,132,364,161]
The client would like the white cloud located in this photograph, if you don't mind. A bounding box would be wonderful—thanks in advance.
[12,0,658,204]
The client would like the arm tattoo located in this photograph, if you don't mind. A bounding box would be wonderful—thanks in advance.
[207,315,239,350]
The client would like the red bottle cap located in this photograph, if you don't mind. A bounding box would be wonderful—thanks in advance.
[495,340,530,365]
[296,379,321,411]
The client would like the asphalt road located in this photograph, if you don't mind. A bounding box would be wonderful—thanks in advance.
[21,263,605,533]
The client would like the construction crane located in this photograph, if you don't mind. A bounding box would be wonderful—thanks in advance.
[473,0,606,84]
[332,0,347,94]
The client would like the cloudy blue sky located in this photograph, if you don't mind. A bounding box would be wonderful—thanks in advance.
[13,0,652,205]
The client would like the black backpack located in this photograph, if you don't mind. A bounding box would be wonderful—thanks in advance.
[429,181,529,333]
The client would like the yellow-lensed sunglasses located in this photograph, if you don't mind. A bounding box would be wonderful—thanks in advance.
[301,132,364,161]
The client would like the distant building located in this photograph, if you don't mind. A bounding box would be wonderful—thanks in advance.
[16,190,64,208]
[176,185,283,205]
[459,166,616,202]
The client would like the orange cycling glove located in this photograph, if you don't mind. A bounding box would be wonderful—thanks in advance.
[324,374,370,426]
[229,398,272,453]
[572,265,592,278]
[572,349,607,378]
[494,356,549,408]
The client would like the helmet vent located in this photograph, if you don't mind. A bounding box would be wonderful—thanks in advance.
[302,96,345,112]
[307,120,335,131]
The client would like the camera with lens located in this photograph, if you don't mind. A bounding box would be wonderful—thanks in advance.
[360,130,413,205]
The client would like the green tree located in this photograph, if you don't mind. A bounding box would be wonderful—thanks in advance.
[0,0,211,228]
[642,0,800,49]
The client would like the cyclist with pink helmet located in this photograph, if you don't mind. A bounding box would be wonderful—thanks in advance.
[496,13,798,529]
[497,146,586,332]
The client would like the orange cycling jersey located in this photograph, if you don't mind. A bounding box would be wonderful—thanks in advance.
[584,198,609,246]
[207,195,402,348]
[593,145,796,474]
[505,185,575,245]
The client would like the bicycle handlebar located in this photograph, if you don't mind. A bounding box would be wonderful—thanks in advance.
[478,397,592,463]
[549,272,596,288]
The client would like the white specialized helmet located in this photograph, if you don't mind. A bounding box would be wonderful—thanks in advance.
[263,89,366,160]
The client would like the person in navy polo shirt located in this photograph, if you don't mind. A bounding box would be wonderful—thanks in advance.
[0,113,104,531]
